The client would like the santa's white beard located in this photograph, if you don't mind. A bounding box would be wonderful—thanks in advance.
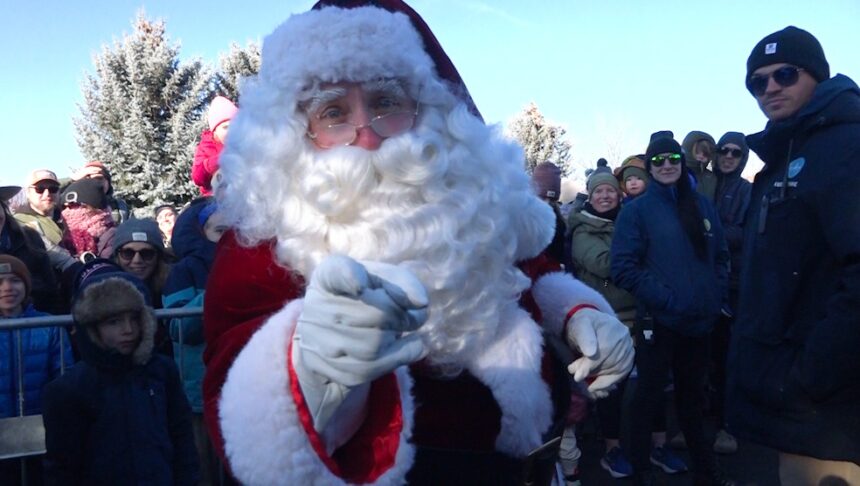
[220,105,553,372]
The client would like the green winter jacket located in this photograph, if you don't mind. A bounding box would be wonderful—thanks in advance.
[568,210,636,326]
[681,131,718,202]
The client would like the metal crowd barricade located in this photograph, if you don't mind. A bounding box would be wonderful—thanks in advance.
[0,307,203,486]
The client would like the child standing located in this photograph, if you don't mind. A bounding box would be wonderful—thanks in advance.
[0,255,71,484]
[42,259,198,485]
[192,96,238,196]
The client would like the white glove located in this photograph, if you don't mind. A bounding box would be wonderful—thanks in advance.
[565,308,634,399]
[292,255,428,440]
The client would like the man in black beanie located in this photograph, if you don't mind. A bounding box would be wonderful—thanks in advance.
[728,26,860,485]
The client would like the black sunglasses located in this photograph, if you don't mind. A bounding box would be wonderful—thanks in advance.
[718,147,743,158]
[117,248,158,262]
[31,184,60,194]
[649,153,682,167]
[746,66,804,96]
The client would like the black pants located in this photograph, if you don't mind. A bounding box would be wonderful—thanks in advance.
[596,377,666,441]
[630,323,715,475]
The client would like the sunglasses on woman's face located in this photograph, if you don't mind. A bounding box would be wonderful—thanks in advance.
[649,153,682,167]
[718,147,743,158]
[117,248,157,262]
[746,66,804,97]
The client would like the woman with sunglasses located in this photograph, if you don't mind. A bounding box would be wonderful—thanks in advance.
[110,218,173,355]
[611,134,733,486]
[710,132,752,456]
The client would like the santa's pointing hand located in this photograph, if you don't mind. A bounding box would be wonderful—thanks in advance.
[565,308,635,399]
[292,254,428,449]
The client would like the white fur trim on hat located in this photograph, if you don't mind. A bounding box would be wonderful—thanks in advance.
[219,299,416,485]
[259,6,436,92]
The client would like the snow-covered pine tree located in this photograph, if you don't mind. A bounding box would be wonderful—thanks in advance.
[215,42,261,102]
[75,12,215,212]
[506,102,573,175]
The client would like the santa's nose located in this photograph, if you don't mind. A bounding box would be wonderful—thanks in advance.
[353,124,383,150]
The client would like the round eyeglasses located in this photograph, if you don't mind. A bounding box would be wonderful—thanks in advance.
[307,110,418,149]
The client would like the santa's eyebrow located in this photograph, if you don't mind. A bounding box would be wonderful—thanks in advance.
[361,78,407,98]
[304,86,348,116]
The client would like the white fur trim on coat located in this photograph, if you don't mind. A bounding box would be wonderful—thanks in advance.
[219,300,416,485]
[260,6,436,92]
[467,303,553,457]
[531,271,616,336]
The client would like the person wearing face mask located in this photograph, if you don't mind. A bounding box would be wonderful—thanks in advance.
[611,133,731,486]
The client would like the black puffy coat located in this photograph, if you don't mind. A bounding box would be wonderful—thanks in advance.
[42,303,199,485]
[727,74,860,465]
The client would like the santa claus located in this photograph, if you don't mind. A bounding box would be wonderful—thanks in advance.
[204,1,634,484]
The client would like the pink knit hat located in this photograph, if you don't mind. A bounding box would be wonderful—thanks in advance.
[207,96,238,131]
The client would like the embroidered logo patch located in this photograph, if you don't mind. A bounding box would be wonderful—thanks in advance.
[788,157,806,178]
[0,264,10,273]
[765,42,777,54]
[131,232,149,242]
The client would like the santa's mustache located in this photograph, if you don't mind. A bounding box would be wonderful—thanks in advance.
[296,132,445,221]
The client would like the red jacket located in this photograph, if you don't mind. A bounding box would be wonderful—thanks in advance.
[202,231,607,484]
[191,131,222,196]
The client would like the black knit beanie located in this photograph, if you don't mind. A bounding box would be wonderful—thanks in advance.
[62,178,107,209]
[746,26,829,85]
[644,134,685,173]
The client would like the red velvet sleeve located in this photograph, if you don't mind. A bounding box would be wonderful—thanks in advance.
[202,231,305,461]
[518,251,564,323]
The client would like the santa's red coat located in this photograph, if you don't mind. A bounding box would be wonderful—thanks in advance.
[203,230,612,485]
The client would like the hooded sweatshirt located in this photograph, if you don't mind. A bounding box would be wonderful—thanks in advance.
[713,132,752,294]
[681,131,718,201]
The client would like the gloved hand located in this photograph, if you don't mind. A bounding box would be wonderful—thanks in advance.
[292,255,428,435]
[565,308,634,399]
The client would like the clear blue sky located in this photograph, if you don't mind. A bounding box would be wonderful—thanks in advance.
[2,0,858,188]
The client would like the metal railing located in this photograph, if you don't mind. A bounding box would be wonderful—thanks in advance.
[0,307,203,485]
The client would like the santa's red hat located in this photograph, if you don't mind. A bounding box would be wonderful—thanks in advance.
[249,0,480,120]
[310,0,480,119]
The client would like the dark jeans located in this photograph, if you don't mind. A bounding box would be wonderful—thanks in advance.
[596,378,666,441]
[709,315,732,425]
[630,323,715,475]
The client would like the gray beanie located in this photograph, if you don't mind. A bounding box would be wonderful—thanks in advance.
[112,218,164,253]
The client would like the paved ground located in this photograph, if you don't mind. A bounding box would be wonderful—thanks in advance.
[575,384,781,486]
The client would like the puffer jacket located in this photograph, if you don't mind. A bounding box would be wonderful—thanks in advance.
[728,74,860,464]
[191,131,223,196]
[610,180,729,336]
[42,297,198,485]
[162,198,216,412]
[0,305,72,417]
[568,210,636,325]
